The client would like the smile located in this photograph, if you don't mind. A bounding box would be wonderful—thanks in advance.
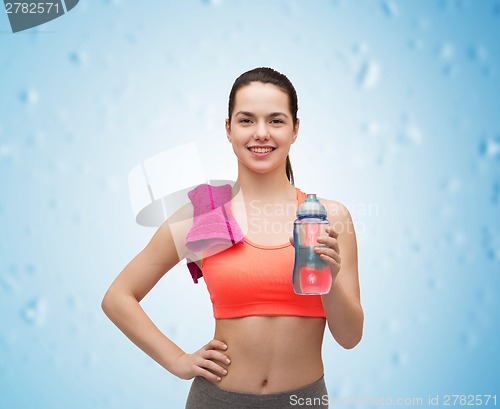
[248,147,276,153]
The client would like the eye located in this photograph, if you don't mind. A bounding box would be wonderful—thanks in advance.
[239,118,252,123]
[270,119,284,124]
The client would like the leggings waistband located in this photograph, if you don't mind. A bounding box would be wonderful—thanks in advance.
[185,375,329,408]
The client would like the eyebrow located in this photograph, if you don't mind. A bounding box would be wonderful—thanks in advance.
[235,111,289,118]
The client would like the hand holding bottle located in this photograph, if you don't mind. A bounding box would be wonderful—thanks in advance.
[289,225,341,281]
[314,225,341,280]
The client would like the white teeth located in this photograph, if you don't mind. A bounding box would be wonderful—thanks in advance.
[249,147,274,153]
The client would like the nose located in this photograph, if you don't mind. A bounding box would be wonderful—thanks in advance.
[253,121,270,140]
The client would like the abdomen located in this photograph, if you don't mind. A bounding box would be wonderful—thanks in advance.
[209,316,326,394]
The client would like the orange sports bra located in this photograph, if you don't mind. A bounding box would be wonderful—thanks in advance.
[201,188,327,319]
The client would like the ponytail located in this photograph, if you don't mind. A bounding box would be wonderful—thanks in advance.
[286,155,294,185]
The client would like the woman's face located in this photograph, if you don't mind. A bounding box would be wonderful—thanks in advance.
[226,82,299,176]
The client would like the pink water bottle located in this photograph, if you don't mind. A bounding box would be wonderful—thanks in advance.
[292,194,332,295]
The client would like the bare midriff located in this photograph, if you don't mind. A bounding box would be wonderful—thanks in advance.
[207,315,326,394]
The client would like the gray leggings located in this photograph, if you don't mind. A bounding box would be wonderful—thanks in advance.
[185,375,329,408]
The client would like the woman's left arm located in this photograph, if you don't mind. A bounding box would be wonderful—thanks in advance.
[315,200,364,349]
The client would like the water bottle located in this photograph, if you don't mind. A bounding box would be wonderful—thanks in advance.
[292,194,332,295]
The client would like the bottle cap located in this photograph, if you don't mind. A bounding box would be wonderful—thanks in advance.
[297,194,327,218]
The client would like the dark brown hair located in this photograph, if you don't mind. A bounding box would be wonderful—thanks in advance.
[227,67,298,185]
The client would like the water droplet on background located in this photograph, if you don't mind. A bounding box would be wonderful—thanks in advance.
[0,333,15,376]
[442,63,458,77]
[363,121,381,135]
[24,264,36,275]
[19,89,39,105]
[357,61,380,89]
[439,42,455,60]
[459,330,479,349]
[381,0,398,17]
[494,2,500,15]
[165,323,179,339]
[0,144,14,159]
[491,180,500,204]
[417,313,429,325]
[0,276,15,292]
[441,178,461,194]
[475,288,494,306]
[392,351,409,366]
[21,296,48,327]
[481,226,500,261]
[75,161,93,176]
[427,277,442,290]
[438,0,467,11]
[447,230,466,248]
[352,42,369,55]
[411,240,421,254]
[72,212,83,225]
[48,197,59,210]
[468,45,488,62]
[398,124,423,146]
[381,318,401,334]
[202,0,223,6]
[103,175,123,193]
[69,50,89,66]
[439,202,455,219]
[24,131,45,148]
[82,351,101,367]
[478,135,500,159]
[0,264,21,292]
[48,350,65,370]
[417,17,431,32]
[67,294,83,311]
[408,38,425,51]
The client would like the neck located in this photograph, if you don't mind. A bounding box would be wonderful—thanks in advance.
[234,161,296,201]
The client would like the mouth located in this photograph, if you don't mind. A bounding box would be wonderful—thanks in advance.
[247,146,276,154]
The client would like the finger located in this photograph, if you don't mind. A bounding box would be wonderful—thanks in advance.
[314,247,341,264]
[319,253,341,270]
[289,235,294,247]
[197,356,228,377]
[321,257,340,274]
[205,339,228,351]
[326,226,339,238]
[203,349,231,365]
[316,236,340,254]
[194,367,224,382]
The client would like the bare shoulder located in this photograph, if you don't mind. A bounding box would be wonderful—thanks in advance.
[318,198,353,224]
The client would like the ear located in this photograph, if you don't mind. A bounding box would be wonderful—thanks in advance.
[292,118,300,144]
[225,118,232,142]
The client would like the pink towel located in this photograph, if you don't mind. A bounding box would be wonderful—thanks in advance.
[185,184,244,283]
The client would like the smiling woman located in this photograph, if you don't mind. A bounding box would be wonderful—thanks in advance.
[226,68,299,185]
[226,81,298,179]
[101,67,363,409]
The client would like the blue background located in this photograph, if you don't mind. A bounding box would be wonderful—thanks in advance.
[1,0,499,408]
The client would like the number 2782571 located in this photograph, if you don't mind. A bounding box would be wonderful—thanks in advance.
[5,3,60,14]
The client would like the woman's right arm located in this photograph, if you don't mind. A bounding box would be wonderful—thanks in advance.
[101,204,230,382]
